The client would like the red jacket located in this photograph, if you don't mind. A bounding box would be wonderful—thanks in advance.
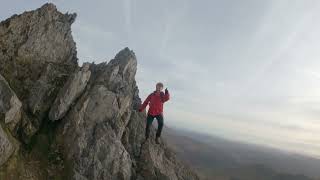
[139,89,170,116]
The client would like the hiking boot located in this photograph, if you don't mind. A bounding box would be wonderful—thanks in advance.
[155,137,160,144]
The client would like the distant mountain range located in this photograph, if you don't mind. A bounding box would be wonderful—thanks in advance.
[163,127,320,180]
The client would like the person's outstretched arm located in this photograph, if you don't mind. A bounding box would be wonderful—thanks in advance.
[163,88,170,102]
[139,94,151,112]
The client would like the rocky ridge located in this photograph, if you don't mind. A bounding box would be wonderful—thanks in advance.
[0,3,200,180]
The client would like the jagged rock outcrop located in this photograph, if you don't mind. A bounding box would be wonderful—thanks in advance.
[57,49,137,179]
[0,3,200,180]
[0,3,78,143]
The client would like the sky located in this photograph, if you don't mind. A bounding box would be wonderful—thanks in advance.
[1,0,320,158]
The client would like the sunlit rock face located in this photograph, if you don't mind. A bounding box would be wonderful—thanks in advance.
[0,3,200,180]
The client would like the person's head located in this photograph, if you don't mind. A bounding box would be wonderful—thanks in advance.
[156,82,164,92]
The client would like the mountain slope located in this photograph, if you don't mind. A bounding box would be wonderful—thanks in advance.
[0,3,199,180]
[164,128,319,180]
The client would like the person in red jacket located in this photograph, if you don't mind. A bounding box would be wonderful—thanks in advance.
[138,82,170,144]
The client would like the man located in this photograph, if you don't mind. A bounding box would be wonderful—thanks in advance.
[138,82,170,144]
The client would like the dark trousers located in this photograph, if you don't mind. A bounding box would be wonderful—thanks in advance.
[145,114,164,139]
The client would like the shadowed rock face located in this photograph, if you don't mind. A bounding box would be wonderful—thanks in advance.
[0,3,200,180]
[0,74,20,166]
[0,124,14,166]
[49,62,91,121]
[0,74,22,133]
